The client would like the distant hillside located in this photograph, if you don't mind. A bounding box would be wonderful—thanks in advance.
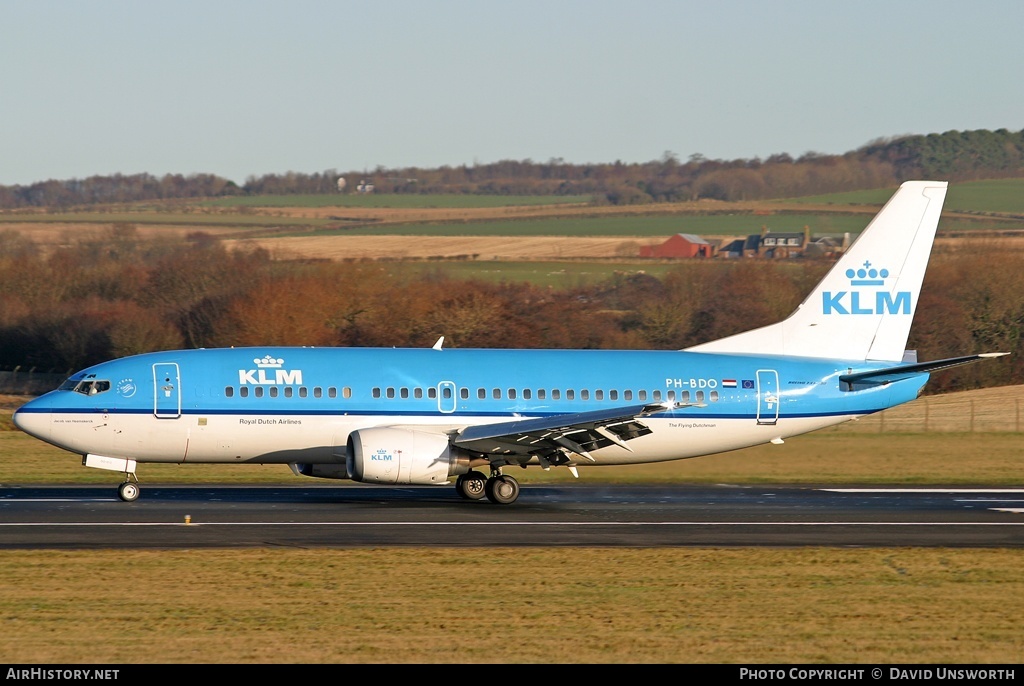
[1,128,1021,209]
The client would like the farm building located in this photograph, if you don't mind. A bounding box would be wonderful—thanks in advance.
[639,233,713,258]
[758,227,810,258]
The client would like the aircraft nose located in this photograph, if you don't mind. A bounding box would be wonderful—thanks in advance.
[12,403,51,441]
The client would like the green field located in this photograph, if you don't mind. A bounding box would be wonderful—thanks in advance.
[203,193,593,208]
[4,180,1021,239]
[792,178,1024,214]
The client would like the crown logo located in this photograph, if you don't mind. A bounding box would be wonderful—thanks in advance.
[846,260,888,286]
[254,355,284,368]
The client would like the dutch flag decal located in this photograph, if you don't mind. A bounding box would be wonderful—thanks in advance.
[722,379,737,388]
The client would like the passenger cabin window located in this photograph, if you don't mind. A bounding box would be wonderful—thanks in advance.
[225,387,234,398]
[537,389,546,400]
[460,388,469,400]
[269,387,279,398]
[343,387,352,399]
[478,388,486,399]
[254,387,264,398]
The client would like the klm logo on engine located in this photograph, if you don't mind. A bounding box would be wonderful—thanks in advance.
[822,261,911,315]
[238,355,303,385]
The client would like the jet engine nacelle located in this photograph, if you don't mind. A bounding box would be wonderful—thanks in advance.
[347,427,470,485]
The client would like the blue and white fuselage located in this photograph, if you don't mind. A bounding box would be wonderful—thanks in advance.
[13,346,928,464]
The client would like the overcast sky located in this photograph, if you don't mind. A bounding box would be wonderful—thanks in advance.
[1,0,1021,186]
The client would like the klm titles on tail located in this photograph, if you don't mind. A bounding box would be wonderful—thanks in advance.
[822,263,911,316]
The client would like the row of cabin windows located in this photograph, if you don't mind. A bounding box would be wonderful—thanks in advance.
[371,387,720,403]
[224,386,353,399]
[223,385,721,403]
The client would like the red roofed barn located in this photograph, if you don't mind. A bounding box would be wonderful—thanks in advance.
[639,233,712,258]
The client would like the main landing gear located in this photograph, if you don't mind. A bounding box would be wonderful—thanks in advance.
[455,469,520,505]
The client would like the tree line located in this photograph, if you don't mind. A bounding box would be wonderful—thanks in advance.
[0,226,1019,394]
[1,128,1022,210]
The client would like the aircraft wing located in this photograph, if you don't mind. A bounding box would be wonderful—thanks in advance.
[452,402,683,462]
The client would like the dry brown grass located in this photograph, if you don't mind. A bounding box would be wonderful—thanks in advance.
[2,548,1023,664]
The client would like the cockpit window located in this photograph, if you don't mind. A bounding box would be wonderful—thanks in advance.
[71,380,111,396]
[59,377,83,391]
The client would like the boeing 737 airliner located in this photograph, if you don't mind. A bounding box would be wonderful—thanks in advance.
[13,181,1007,504]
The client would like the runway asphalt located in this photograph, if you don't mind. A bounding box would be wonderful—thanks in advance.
[3,483,1024,548]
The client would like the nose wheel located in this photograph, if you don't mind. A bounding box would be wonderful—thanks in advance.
[118,480,140,502]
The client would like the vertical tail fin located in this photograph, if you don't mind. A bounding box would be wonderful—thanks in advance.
[686,180,948,362]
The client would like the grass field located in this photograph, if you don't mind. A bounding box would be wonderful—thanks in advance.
[203,193,594,208]
[792,178,1024,214]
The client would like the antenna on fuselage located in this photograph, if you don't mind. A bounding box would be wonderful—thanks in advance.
[432,336,444,350]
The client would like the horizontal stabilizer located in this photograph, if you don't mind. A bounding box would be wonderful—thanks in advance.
[839,353,1009,387]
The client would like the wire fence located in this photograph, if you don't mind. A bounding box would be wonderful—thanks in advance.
[0,370,68,396]
[832,395,1024,433]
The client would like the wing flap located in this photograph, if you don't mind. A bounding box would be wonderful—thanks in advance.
[453,402,682,459]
